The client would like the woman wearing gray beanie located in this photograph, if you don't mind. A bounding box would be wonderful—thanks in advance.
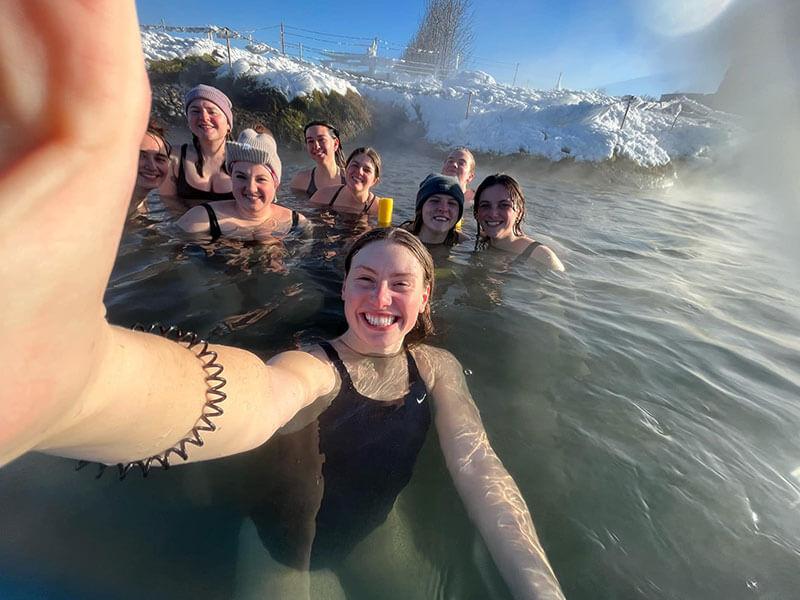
[401,173,467,247]
[176,126,306,240]
[160,84,235,205]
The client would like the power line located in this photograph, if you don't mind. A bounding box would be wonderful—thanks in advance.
[283,24,375,42]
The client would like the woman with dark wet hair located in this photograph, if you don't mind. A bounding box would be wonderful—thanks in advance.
[129,121,171,216]
[290,120,347,195]
[309,147,382,216]
[473,173,565,271]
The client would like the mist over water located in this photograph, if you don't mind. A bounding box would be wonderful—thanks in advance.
[0,4,798,596]
[646,0,800,264]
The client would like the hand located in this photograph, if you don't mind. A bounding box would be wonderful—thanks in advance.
[0,1,150,463]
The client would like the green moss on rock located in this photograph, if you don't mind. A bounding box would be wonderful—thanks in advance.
[147,54,222,86]
[147,57,372,145]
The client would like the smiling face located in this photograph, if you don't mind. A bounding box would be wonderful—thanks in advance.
[136,133,170,190]
[420,193,461,235]
[231,162,277,216]
[187,99,230,142]
[441,149,475,189]
[345,152,379,193]
[305,124,339,163]
[476,183,523,240]
[341,240,431,355]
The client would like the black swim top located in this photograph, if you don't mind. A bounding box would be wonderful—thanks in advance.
[200,203,300,241]
[327,185,376,215]
[511,240,542,266]
[306,166,346,196]
[176,144,234,201]
[309,340,431,565]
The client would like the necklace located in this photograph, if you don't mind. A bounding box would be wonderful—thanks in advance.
[336,337,404,358]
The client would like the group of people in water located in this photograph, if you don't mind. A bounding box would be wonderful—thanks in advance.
[3,3,564,599]
[133,83,564,271]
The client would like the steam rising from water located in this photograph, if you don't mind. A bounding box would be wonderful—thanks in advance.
[643,0,799,269]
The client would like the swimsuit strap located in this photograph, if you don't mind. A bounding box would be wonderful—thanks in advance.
[177,144,234,201]
[518,240,541,261]
[201,202,222,241]
[363,193,376,215]
[306,167,317,196]
[328,185,346,208]
[404,348,428,404]
[318,340,356,391]
[318,341,424,402]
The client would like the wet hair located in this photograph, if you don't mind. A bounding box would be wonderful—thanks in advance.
[144,121,172,158]
[304,120,346,171]
[473,173,527,251]
[191,132,232,178]
[345,147,382,181]
[344,227,434,347]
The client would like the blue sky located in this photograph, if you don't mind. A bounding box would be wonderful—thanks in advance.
[135,0,735,96]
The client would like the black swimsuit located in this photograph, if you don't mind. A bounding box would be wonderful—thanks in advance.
[511,240,542,266]
[176,144,234,201]
[327,185,376,215]
[247,341,432,568]
[200,203,299,241]
[309,341,432,564]
[306,166,346,196]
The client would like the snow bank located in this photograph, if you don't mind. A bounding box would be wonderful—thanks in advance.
[141,31,357,100]
[141,30,741,167]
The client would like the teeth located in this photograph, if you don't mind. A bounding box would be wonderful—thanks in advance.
[365,314,396,327]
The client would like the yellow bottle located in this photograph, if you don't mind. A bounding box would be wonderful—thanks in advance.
[378,197,393,227]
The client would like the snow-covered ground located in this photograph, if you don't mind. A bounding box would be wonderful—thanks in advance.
[142,30,741,168]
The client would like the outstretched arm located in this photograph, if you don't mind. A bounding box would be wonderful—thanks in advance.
[428,348,565,600]
[0,1,332,467]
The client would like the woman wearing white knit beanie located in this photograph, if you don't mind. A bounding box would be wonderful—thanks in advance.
[177,126,307,241]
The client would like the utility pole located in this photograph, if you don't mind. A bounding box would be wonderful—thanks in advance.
[224,28,232,72]
[512,62,520,86]
[280,22,285,55]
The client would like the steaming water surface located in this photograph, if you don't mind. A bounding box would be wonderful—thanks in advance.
[1,146,798,600]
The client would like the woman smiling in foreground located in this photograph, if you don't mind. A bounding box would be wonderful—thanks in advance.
[0,3,563,599]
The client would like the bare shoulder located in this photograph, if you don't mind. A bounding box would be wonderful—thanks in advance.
[309,184,338,206]
[410,344,464,389]
[531,244,565,272]
[176,204,211,233]
[289,168,312,191]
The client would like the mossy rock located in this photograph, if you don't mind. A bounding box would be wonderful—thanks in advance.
[146,59,372,147]
[147,54,223,86]
[215,76,371,147]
